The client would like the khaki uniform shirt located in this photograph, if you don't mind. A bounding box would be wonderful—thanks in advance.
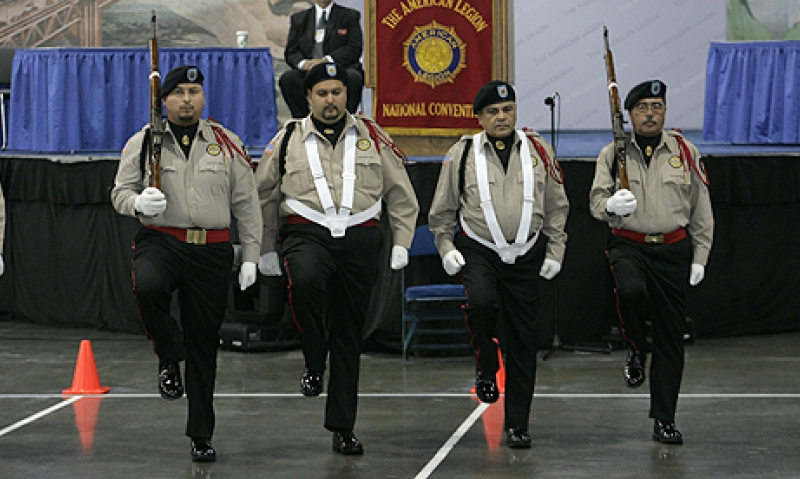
[111,119,263,263]
[256,114,419,253]
[589,130,714,266]
[428,131,570,263]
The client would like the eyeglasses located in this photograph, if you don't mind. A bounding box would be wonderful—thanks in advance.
[632,102,665,112]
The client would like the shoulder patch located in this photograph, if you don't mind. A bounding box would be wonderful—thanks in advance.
[264,139,275,156]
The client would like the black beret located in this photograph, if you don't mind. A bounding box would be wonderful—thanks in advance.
[624,79,667,110]
[473,81,516,114]
[160,66,204,99]
[303,62,349,91]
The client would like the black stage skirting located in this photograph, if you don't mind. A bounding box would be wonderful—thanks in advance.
[1,153,799,348]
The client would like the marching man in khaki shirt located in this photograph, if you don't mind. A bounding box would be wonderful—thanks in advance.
[112,66,262,462]
[589,79,713,445]
[256,62,418,455]
[428,80,569,449]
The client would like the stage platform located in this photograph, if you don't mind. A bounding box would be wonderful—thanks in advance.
[400,130,800,164]
[2,129,800,164]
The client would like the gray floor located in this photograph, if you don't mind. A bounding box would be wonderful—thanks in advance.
[1,320,799,479]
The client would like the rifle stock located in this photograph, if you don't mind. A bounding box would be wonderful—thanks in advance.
[603,26,629,190]
[148,11,164,190]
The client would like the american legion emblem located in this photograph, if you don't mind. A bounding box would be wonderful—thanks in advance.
[402,21,466,89]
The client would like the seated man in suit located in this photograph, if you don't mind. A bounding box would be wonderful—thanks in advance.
[279,0,364,118]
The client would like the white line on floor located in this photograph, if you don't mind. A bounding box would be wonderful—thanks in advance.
[1,393,800,399]
[415,402,490,479]
[0,395,82,437]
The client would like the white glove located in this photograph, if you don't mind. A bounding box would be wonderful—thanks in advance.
[238,261,257,290]
[689,263,705,286]
[606,189,637,216]
[258,252,282,276]
[390,245,409,270]
[442,249,466,276]
[539,258,562,280]
[134,187,167,216]
[0,254,4,276]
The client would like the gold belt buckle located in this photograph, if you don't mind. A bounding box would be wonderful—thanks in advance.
[185,229,207,245]
[644,234,664,244]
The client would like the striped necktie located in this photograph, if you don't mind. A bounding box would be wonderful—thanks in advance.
[312,11,327,59]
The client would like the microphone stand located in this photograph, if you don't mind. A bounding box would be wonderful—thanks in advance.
[541,92,612,360]
[542,93,560,360]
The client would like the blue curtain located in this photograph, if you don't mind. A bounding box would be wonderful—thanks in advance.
[8,47,278,153]
[704,41,800,144]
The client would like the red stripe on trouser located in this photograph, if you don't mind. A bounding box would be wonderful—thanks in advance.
[607,251,641,350]
[283,257,304,335]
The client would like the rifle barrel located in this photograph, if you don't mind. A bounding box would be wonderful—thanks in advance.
[148,10,163,190]
[603,26,629,190]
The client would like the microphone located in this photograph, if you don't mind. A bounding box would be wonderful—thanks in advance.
[544,92,559,106]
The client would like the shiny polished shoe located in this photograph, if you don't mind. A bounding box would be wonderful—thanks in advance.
[332,431,364,455]
[624,349,646,388]
[300,370,323,397]
[652,419,683,444]
[158,361,184,400]
[191,439,217,462]
[506,428,532,449]
[475,370,499,404]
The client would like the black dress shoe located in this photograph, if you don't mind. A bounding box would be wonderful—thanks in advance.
[158,361,184,400]
[332,431,364,455]
[652,419,683,444]
[475,370,499,404]
[624,349,646,388]
[300,369,323,397]
[191,439,217,462]
[506,428,532,449]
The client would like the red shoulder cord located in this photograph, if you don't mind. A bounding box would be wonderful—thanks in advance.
[208,119,256,171]
[361,117,409,164]
[674,134,710,187]
[522,127,564,184]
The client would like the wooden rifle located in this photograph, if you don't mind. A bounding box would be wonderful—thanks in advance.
[148,11,164,189]
[603,26,629,190]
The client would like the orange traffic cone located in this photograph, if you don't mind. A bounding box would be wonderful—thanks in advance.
[495,345,506,394]
[63,340,110,394]
[471,339,506,394]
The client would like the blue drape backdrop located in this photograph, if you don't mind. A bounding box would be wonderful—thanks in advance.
[7,47,278,153]
[704,41,800,144]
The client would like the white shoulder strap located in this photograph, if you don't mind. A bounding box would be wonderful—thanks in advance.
[461,130,539,263]
[286,122,380,237]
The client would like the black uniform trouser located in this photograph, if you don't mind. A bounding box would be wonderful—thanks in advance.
[607,234,691,422]
[456,234,543,432]
[280,223,381,433]
[132,227,233,440]
[279,67,364,118]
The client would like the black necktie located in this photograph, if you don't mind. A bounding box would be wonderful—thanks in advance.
[312,11,327,59]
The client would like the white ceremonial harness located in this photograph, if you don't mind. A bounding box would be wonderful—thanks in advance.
[459,130,540,264]
[286,120,382,237]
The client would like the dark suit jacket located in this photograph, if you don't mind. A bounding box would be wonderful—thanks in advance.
[284,4,363,72]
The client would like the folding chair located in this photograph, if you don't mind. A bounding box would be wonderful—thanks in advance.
[401,225,470,359]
